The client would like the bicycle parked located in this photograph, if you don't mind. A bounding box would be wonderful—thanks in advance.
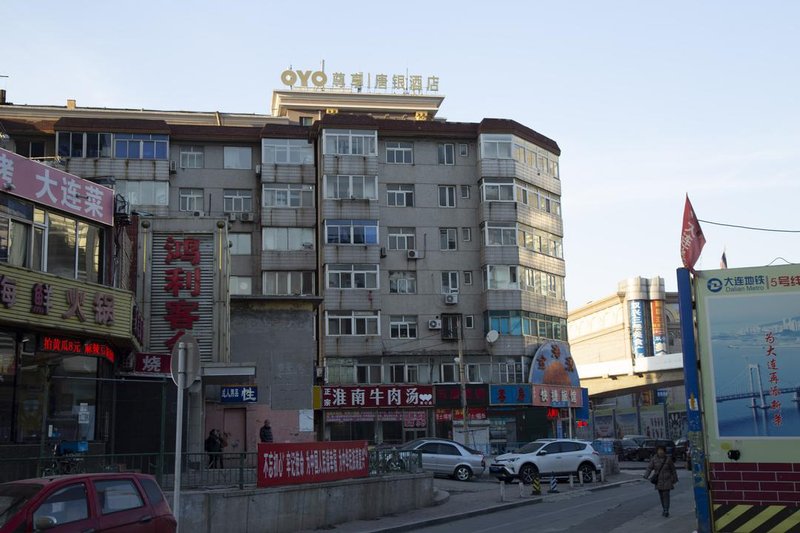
[41,440,88,476]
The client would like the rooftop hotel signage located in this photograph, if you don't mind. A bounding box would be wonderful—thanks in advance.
[0,147,114,226]
[281,68,440,93]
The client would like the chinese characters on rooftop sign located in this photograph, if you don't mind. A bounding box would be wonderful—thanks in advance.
[320,385,433,409]
[0,147,114,226]
[280,69,440,94]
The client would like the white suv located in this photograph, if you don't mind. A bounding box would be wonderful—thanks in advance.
[489,439,602,484]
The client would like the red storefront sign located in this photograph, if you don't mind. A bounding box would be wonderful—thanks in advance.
[161,236,203,352]
[39,335,115,363]
[531,385,583,408]
[133,353,172,377]
[321,385,434,409]
[257,441,369,487]
[452,407,488,421]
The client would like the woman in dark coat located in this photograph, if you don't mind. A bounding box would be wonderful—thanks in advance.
[643,445,679,517]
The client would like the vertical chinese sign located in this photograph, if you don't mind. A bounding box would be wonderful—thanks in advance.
[149,234,215,362]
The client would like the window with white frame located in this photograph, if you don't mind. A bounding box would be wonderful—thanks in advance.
[390,364,418,383]
[262,138,313,164]
[114,133,169,160]
[480,134,513,159]
[179,188,203,212]
[461,227,472,242]
[387,184,414,207]
[388,271,417,294]
[463,271,473,285]
[114,180,168,206]
[263,271,315,295]
[385,227,414,250]
[327,311,380,336]
[440,364,457,382]
[482,179,515,201]
[465,315,474,329]
[223,189,252,213]
[230,276,252,296]
[179,146,204,168]
[323,129,378,156]
[57,132,113,158]
[327,264,379,289]
[439,228,457,251]
[262,227,315,251]
[438,143,455,165]
[325,219,379,245]
[262,184,314,208]
[325,175,377,200]
[385,141,413,164]
[517,224,564,259]
[356,364,382,384]
[389,315,418,339]
[228,233,251,255]
[458,143,469,157]
[484,223,517,246]
[460,185,471,199]
[441,271,459,294]
[438,186,456,207]
[486,265,519,290]
[223,146,252,169]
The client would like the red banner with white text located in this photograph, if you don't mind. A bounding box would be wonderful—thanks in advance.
[257,441,369,487]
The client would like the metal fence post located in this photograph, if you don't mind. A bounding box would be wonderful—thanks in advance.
[239,452,245,490]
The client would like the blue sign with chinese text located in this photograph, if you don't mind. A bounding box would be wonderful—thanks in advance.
[221,386,258,403]
[489,384,532,405]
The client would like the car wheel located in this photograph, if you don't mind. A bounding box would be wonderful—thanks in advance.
[453,465,472,482]
[518,463,539,485]
[578,462,595,483]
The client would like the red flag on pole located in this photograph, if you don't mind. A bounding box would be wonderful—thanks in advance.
[680,195,706,272]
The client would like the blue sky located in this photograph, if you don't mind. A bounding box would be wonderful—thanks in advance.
[4,1,800,309]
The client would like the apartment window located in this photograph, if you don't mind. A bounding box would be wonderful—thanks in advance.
[323,129,378,156]
[385,142,413,164]
[440,364,457,382]
[387,184,414,207]
[262,227,315,251]
[441,271,459,294]
[461,227,471,242]
[438,143,455,165]
[518,225,564,259]
[486,265,519,290]
[179,146,204,168]
[228,233,251,255]
[485,223,517,246]
[439,228,457,251]
[460,185,471,199]
[464,271,473,285]
[57,132,84,158]
[262,138,313,164]
[438,186,456,207]
[299,117,314,126]
[480,134,513,159]
[482,180,515,201]
[390,364,418,384]
[114,134,168,160]
[356,365,382,384]
[390,315,418,339]
[263,184,314,208]
[326,219,379,245]
[230,276,252,296]
[458,143,469,157]
[327,311,380,336]
[465,315,474,329]
[179,188,204,212]
[57,132,113,158]
[325,175,377,200]
[223,146,252,169]
[387,227,415,250]
[223,189,253,213]
[114,181,168,206]
[263,271,315,295]
[327,264,379,289]
[486,310,567,341]
[388,271,417,294]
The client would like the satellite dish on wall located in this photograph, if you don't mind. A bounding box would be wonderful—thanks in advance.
[485,330,499,344]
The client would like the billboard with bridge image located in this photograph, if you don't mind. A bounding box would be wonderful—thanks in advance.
[696,266,800,444]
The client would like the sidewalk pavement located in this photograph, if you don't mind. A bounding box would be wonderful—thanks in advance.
[316,469,652,533]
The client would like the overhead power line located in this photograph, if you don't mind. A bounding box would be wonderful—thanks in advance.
[698,219,800,234]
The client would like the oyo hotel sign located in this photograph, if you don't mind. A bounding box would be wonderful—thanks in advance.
[281,68,440,93]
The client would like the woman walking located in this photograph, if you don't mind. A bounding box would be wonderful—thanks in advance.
[644,445,678,517]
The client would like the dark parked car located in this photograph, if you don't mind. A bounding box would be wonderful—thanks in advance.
[674,438,690,461]
[0,472,176,533]
[635,439,676,461]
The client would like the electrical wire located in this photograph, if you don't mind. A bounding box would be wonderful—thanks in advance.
[698,219,800,233]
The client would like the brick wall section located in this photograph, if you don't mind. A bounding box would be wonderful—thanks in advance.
[709,462,800,506]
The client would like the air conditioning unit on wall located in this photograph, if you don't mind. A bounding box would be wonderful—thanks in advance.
[444,294,459,305]
[427,319,442,330]
[240,212,255,222]
[407,249,420,259]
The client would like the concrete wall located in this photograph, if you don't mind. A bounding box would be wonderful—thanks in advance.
[175,473,433,533]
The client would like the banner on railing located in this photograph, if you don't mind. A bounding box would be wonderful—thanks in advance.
[257,440,369,487]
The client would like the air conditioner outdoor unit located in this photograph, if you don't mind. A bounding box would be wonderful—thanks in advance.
[240,212,255,222]
[255,164,262,176]
[444,293,459,305]
[407,249,420,259]
[302,242,313,250]
[226,212,237,222]
[169,160,177,173]
[427,319,442,330]
[192,211,202,217]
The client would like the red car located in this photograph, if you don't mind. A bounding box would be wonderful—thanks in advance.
[0,472,176,533]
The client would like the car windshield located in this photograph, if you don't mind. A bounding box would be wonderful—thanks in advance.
[0,483,43,526]
[517,441,547,454]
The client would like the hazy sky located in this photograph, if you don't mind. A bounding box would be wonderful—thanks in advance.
[4,1,800,310]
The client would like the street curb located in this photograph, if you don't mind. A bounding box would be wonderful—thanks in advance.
[365,478,642,533]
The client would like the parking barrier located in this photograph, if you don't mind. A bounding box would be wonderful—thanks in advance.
[531,474,541,495]
[518,480,525,498]
[569,474,574,489]
[592,470,597,483]
[499,478,506,501]
[549,473,558,493]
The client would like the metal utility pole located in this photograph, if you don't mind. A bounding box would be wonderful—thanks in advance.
[457,314,469,447]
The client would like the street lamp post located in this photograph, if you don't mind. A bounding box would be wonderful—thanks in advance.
[456,314,469,447]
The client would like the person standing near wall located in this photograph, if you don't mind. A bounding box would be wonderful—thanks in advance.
[643,445,678,517]
[260,420,273,443]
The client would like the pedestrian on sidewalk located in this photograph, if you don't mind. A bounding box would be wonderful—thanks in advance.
[643,444,678,517]
[260,420,273,443]
[205,429,222,469]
